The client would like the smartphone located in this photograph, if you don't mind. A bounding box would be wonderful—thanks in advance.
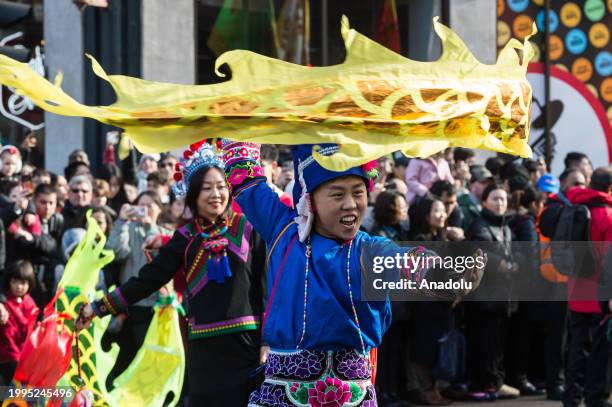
[131,206,146,218]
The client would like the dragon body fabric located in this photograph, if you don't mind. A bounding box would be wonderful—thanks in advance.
[54,213,185,407]
[0,17,535,168]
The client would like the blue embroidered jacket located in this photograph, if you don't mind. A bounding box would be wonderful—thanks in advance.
[231,176,449,352]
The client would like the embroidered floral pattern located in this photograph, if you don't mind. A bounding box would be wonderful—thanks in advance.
[308,376,352,407]
[334,349,371,381]
[362,386,378,407]
[249,383,293,407]
[250,350,376,406]
[226,161,264,187]
[223,141,261,167]
[265,350,326,380]
[249,381,376,406]
[228,167,249,185]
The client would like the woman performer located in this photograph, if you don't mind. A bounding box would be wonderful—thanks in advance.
[78,140,267,406]
[221,141,485,407]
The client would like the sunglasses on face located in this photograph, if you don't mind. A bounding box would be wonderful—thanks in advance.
[71,188,90,194]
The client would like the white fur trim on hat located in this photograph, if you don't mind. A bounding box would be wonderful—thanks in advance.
[294,168,314,242]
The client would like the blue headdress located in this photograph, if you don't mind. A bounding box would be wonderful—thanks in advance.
[291,144,378,241]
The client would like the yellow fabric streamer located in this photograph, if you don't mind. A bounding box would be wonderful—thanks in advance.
[55,211,118,405]
[106,298,185,407]
[0,17,536,169]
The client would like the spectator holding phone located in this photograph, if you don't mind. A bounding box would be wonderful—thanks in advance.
[104,190,171,388]
[12,185,63,307]
[2,182,41,267]
[0,180,29,230]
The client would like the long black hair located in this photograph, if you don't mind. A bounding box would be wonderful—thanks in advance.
[184,166,231,220]
[408,196,444,240]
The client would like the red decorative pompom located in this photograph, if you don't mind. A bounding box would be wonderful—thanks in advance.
[175,163,181,171]
[216,139,223,150]
[173,172,183,181]
[190,139,206,152]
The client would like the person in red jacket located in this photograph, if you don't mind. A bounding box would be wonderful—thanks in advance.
[564,166,612,407]
[0,260,39,385]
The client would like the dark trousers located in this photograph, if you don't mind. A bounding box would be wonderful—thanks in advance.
[563,311,611,407]
[506,301,567,389]
[506,309,534,385]
[466,309,509,391]
[542,301,568,388]
[377,321,411,395]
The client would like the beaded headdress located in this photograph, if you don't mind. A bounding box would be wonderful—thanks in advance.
[172,139,224,198]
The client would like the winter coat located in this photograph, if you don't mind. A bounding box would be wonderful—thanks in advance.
[0,293,38,363]
[466,208,517,314]
[404,158,454,205]
[565,187,612,314]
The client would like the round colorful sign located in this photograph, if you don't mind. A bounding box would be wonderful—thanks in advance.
[561,2,582,28]
[565,28,588,54]
[584,0,606,21]
[528,63,611,175]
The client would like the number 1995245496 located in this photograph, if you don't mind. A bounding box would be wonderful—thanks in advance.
[0,386,75,402]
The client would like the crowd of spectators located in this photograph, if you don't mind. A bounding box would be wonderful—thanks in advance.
[0,135,609,407]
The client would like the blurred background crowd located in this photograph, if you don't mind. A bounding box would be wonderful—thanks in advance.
[0,133,610,406]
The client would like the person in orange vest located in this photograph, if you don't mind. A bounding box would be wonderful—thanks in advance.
[534,173,568,401]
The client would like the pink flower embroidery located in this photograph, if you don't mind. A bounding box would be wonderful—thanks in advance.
[307,376,351,407]
[228,168,249,185]
[252,166,264,177]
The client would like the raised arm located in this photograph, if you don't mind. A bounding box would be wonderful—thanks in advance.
[222,141,294,243]
[90,230,187,317]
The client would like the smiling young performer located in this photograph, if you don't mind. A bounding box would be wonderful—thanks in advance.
[77,141,267,406]
[223,141,485,407]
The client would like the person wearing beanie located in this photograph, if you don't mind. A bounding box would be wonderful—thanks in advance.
[136,153,160,193]
[0,146,23,181]
[536,173,560,201]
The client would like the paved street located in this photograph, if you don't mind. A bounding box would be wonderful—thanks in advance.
[456,396,560,407]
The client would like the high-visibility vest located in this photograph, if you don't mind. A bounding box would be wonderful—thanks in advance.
[536,217,568,283]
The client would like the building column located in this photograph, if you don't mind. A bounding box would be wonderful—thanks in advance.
[449,0,497,162]
[43,1,84,174]
[141,0,196,84]
[449,0,497,64]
